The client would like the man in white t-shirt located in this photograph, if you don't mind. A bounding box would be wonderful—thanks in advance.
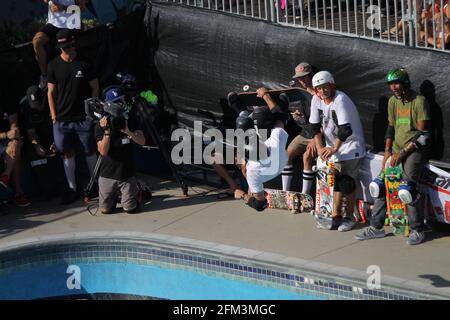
[308,71,366,231]
[32,0,87,89]
[234,88,289,212]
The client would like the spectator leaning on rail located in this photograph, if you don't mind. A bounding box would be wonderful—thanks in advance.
[47,28,100,205]
[33,0,88,89]
[309,71,366,232]
[234,88,289,212]
[281,62,319,195]
[356,69,431,245]
[95,87,146,215]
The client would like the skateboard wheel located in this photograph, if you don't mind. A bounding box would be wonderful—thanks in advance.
[243,85,250,92]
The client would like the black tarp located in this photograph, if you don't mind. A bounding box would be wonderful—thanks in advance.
[147,2,450,163]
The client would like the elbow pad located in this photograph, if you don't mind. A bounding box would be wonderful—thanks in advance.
[310,123,321,136]
[411,131,431,149]
[337,123,352,142]
[385,125,395,140]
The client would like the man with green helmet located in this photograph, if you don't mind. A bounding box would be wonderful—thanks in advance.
[355,68,431,245]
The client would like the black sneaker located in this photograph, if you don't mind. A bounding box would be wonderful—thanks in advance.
[60,189,79,205]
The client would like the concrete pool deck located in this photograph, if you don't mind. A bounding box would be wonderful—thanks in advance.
[1,175,450,299]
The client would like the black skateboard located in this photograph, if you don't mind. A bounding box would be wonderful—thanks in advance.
[228,87,309,112]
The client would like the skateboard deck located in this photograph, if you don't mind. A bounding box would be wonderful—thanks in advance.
[313,158,336,229]
[264,188,314,214]
[228,88,309,112]
[383,158,409,236]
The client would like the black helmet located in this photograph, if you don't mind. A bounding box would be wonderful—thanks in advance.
[236,114,254,131]
[251,106,274,130]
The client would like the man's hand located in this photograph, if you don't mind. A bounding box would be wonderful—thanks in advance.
[50,2,63,13]
[306,140,317,157]
[382,150,392,168]
[34,144,47,158]
[99,116,109,129]
[6,128,20,140]
[319,146,336,161]
[291,110,304,122]
[120,121,131,136]
[256,87,269,98]
[234,189,245,200]
[390,151,406,167]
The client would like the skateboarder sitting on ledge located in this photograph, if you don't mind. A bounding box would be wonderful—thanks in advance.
[234,88,289,211]
[356,69,431,245]
[309,71,366,231]
[282,62,318,194]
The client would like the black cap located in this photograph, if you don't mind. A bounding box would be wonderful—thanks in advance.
[26,85,43,110]
[55,29,75,49]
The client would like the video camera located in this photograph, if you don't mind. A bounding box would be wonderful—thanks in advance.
[84,97,128,131]
[84,72,139,131]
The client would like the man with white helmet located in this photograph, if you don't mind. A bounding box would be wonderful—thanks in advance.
[308,71,366,231]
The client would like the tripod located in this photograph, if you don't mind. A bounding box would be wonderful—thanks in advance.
[133,96,189,197]
[83,155,102,204]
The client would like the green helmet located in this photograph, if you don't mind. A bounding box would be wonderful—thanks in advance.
[386,68,410,87]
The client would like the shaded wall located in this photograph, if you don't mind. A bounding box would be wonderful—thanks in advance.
[148,2,449,162]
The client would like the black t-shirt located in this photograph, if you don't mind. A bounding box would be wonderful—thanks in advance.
[47,56,95,122]
[95,121,138,180]
[20,101,54,149]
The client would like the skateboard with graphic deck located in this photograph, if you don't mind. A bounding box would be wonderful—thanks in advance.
[313,158,336,229]
[313,157,362,229]
[264,188,314,214]
[228,88,309,113]
[383,157,409,236]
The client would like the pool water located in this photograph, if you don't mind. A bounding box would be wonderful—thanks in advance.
[0,262,320,300]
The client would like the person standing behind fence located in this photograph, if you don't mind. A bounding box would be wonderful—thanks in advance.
[356,69,431,245]
[47,28,99,205]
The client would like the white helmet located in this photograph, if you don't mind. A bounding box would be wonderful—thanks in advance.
[312,71,335,88]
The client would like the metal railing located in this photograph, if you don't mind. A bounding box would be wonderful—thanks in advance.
[161,0,450,52]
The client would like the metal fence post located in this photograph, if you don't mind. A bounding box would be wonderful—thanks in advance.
[407,0,415,46]
[268,0,275,22]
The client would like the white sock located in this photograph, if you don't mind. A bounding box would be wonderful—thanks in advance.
[282,165,294,191]
[301,170,316,194]
[85,154,98,178]
[63,157,77,192]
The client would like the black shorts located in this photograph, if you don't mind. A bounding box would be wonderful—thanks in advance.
[39,23,61,40]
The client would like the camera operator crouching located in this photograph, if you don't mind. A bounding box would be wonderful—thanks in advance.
[95,87,146,214]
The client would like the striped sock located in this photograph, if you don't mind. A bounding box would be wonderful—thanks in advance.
[301,170,316,194]
[282,165,294,191]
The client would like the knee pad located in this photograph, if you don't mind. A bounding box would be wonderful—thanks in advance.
[247,197,268,212]
[369,176,385,199]
[398,181,418,205]
[334,174,356,195]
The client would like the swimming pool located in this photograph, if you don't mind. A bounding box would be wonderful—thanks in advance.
[0,233,435,300]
